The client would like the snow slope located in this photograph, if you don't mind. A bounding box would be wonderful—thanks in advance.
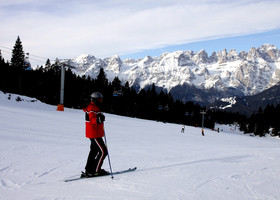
[1,92,280,200]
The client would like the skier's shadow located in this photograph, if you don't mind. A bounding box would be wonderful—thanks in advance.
[138,155,250,172]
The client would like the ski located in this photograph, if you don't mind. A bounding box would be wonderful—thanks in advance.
[65,167,137,182]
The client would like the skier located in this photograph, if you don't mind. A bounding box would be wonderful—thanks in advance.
[181,125,185,133]
[81,92,109,177]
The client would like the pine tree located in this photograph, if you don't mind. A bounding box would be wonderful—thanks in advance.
[0,50,5,66]
[95,68,108,92]
[11,36,25,69]
[112,76,121,91]
[45,59,51,68]
[96,68,107,85]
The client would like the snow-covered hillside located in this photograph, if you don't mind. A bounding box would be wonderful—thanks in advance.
[1,92,280,200]
[61,44,280,104]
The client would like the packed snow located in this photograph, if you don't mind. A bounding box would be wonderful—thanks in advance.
[219,97,237,109]
[1,92,280,200]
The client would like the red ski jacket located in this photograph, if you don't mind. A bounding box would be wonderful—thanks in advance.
[83,102,104,139]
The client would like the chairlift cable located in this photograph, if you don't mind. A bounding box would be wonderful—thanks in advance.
[0,44,54,64]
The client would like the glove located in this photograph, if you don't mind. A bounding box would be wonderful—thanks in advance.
[96,113,105,124]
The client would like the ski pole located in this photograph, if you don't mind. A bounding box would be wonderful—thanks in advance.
[103,131,114,179]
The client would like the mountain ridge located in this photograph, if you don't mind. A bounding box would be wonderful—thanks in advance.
[210,82,280,115]
[61,44,280,106]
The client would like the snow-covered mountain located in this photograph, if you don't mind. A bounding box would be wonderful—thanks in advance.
[62,44,280,104]
[210,82,280,115]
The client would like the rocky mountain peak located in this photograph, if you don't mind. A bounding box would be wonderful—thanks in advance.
[217,49,228,64]
[192,49,209,64]
[105,55,122,73]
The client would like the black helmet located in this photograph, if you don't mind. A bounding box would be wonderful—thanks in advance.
[91,92,103,101]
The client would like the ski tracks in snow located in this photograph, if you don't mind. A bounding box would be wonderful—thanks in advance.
[0,179,22,191]
[229,167,280,200]
[0,159,74,192]
[0,164,23,191]
[192,167,279,200]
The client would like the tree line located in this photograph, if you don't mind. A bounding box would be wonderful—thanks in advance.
[1,36,279,136]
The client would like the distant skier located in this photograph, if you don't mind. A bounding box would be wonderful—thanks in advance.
[201,128,205,136]
[81,92,109,177]
[181,125,185,133]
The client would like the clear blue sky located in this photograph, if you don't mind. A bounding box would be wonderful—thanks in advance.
[122,29,280,59]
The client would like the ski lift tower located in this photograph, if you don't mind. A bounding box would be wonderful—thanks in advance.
[56,59,75,111]
[200,111,207,128]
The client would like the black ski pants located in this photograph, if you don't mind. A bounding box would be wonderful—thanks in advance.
[85,137,108,173]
